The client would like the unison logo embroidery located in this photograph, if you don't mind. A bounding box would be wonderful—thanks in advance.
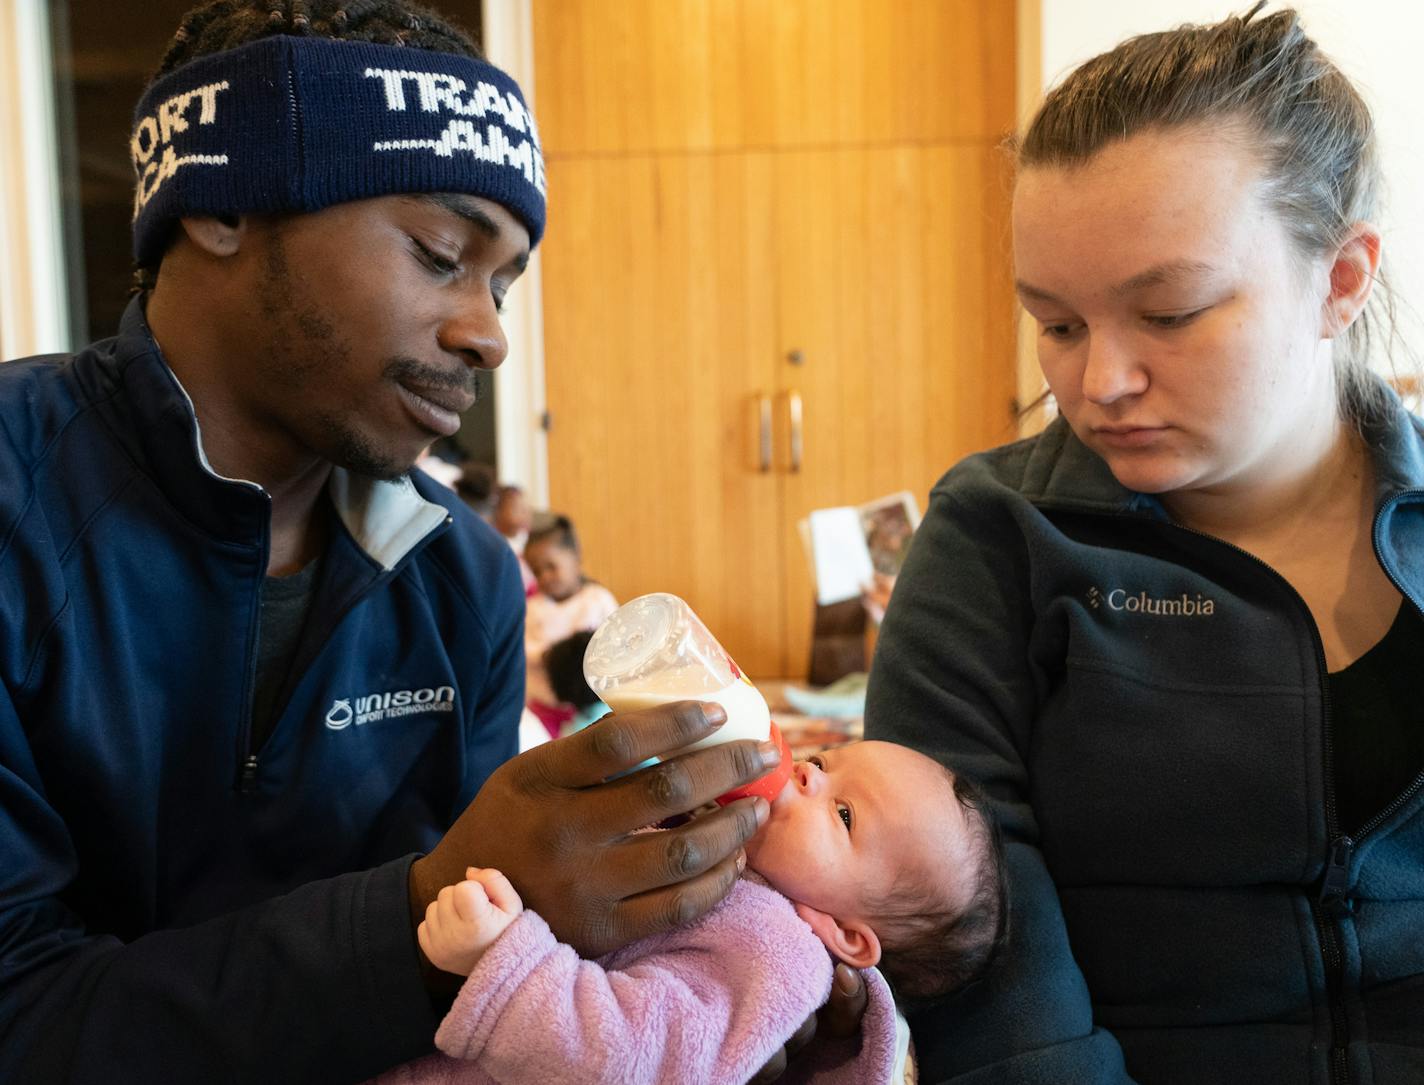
[1088,586,1216,616]
[325,685,456,730]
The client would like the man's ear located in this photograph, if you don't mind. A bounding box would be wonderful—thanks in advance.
[793,902,881,970]
[1320,222,1382,340]
[177,214,246,258]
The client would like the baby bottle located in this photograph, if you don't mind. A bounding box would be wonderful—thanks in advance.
[584,593,792,805]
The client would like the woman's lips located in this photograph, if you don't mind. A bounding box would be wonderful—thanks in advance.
[1093,425,1168,448]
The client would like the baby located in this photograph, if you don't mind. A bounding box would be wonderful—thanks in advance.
[381,741,1005,1085]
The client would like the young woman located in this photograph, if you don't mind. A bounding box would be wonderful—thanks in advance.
[867,6,1424,1082]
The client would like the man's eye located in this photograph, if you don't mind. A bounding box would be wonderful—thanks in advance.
[836,802,852,832]
[413,240,459,275]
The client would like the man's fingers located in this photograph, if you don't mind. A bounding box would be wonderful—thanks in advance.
[817,963,868,1037]
[573,740,780,838]
[784,1012,817,1056]
[747,1044,788,1084]
[579,850,743,957]
[600,798,766,897]
[534,701,728,787]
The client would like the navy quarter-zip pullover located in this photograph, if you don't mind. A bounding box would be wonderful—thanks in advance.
[0,298,525,1082]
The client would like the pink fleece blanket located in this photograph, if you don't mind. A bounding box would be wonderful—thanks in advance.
[370,875,899,1085]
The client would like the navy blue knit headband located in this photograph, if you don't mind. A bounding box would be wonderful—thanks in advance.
[130,36,546,265]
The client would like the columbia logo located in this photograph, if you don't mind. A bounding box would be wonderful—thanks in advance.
[1088,586,1216,617]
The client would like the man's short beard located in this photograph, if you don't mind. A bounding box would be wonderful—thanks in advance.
[315,408,410,481]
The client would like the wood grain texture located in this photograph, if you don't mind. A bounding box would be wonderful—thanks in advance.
[534,0,1018,678]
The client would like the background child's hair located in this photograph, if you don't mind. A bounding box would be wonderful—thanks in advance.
[457,463,498,520]
[871,768,1008,1004]
[544,631,599,711]
[526,513,580,556]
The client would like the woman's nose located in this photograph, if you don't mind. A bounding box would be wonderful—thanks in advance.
[1081,331,1148,405]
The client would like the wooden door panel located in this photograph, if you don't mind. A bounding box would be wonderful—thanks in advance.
[540,153,787,676]
[773,146,1018,675]
[532,0,1017,155]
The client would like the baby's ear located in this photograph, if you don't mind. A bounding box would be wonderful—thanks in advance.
[793,902,881,969]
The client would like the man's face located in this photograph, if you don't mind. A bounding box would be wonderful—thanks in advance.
[236,193,529,480]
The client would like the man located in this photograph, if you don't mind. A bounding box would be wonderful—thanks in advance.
[0,4,792,1081]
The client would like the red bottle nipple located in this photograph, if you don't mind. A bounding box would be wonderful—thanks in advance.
[714,721,794,806]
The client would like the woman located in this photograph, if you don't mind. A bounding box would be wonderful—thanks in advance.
[866,6,1423,1083]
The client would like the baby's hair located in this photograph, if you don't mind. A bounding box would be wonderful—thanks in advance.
[132,0,481,292]
[871,766,1008,1004]
[544,630,599,711]
[526,514,580,557]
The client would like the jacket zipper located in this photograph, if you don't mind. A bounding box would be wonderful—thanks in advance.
[1113,511,1377,1085]
[235,530,270,795]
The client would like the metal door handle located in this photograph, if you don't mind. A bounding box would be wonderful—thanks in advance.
[759,393,772,472]
[788,391,803,473]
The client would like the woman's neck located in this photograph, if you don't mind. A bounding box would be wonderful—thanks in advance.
[1163,415,1370,551]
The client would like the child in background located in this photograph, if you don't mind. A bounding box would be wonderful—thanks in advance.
[493,485,537,596]
[524,516,618,736]
[541,631,609,738]
[455,463,498,523]
[377,740,1007,1085]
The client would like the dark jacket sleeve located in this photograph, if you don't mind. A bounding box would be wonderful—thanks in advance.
[864,480,1136,1084]
[0,674,440,1084]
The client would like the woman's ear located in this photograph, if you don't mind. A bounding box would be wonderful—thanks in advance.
[177,214,246,258]
[793,902,882,970]
[1320,222,1382,339]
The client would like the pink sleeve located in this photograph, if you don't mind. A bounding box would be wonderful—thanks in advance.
[434,879,836,1085]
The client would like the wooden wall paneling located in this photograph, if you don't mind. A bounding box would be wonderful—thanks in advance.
[533,0,1019,155]
[541,152,784,675]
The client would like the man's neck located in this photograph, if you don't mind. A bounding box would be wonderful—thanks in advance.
[145,284,334,576]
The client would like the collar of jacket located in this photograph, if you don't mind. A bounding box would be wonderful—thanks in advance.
[1016,392,1424,603]
[1018,390,1424,516]
[97,296,449,571]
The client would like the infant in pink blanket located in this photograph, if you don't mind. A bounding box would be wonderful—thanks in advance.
[375,741,1005,1085]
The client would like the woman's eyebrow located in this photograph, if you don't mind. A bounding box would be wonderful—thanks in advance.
[1111,259,1219,295]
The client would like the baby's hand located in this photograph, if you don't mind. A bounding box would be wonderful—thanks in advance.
[418,867,525,977]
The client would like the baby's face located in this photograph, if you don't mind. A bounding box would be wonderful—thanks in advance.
[743,741,973,926]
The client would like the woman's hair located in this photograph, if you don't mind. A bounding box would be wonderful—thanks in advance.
[869,766,1008,1005]
[525,513,580,557]
[1019,3,1399,427]
[133,0,481,290]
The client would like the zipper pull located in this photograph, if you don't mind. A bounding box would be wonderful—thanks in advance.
[237,754,259,794]
[1318,835,1355,915]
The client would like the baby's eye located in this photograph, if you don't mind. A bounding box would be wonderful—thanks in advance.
[808,755,825,770]
[836,802,852,832]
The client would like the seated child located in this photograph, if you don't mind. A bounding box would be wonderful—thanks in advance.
[541,630,610,738]
[524,516,618,736]
[493,485,537,596]
[374,740,1006,1085]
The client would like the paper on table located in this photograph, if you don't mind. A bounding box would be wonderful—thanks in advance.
[808,506,875,606]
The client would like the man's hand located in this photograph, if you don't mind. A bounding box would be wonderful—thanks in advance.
[410,700,779,968]
[747,964,868,1083]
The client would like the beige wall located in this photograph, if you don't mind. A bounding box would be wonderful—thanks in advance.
[0,0,69,360]
[1035,0,1424,385]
